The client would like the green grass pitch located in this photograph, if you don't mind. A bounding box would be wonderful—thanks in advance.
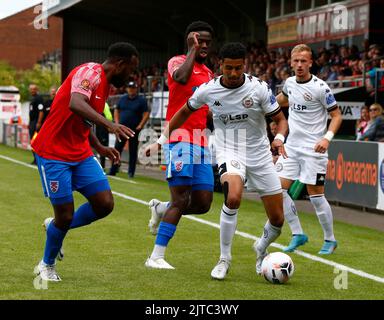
[0,144,383,300]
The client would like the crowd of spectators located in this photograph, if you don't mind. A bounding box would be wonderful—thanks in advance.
[119,41,383,101]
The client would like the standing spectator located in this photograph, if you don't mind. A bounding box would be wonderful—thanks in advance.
[42,87,57,126]
[109,81,149,177]
[28,84,44,164]
[356,106,371,140]
[359,103,384,142]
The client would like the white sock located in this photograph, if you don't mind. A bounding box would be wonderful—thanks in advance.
[156,201,170,216]
[310,195,336,241]
[283,189,304,235]
[220,203,238,261]
[150,244,166,260]
[257,220,282,253]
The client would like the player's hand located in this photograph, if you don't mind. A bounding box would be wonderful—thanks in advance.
[271,139,288,159]
[314,138,330,154]
[109,123,135,142]
[187,32,200,50]
[145,142,161,157]
[98,146,120,165]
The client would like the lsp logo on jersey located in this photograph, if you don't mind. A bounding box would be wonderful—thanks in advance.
[219,113,249,124]
[291,103,307,111]
[49,181,59,193]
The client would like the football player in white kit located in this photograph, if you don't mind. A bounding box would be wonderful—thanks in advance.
[148,42,288,279]
[275,44,342,254]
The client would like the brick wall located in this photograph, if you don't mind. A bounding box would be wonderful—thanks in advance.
[0,7,62,70]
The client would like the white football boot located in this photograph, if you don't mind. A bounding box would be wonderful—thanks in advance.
[148,199,164,235]
[43,217,64,261]
[144,257,175,269]
[253,241,268,275]
[34,260,61,282]
[211,259,231,280]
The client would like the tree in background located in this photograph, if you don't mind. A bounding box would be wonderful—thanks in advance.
[0,61,61,101]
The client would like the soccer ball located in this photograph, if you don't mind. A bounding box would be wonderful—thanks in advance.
[261,252,294,284]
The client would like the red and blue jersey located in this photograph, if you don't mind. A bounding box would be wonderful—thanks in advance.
[32,63,110,162]
[166,55,213,147]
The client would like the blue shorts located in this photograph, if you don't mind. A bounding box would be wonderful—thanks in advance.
[164,142,214,191]
[36,155,110,205]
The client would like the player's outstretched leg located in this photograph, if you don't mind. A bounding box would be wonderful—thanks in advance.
[254,193,284,275]
[282,190,308,252]
[309,194,337,254]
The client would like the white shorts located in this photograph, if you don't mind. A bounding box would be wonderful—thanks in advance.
[275,144,328,186]
[217,153,281,197]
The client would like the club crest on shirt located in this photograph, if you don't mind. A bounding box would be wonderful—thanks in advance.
[242,96,254,108]
[219,114,229,125]
[175,161,183,172]
[50,181,59,193]
[231,160,241,170]
[80,79,91,91]
[275,163,283,172]
[303,93,312,101]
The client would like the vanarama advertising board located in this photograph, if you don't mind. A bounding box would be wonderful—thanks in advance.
[325,140,378,209]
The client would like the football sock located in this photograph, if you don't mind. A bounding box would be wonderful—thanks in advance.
[257,220,282,253]
[43,221,67,265]
[310,195,336,241]
[282,189,304,235]
[150,222,176,259]
[70,202,99,229]
[220,203,238,261]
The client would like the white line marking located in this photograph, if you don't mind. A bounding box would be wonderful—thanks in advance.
[108,175,138,184]
[1,153,384,284]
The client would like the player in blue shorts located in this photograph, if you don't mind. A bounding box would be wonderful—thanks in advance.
[144,21,215,269]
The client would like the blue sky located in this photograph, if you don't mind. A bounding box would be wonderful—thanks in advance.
[0,0,41,20]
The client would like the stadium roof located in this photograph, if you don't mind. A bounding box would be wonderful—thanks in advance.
[40,0,266,45]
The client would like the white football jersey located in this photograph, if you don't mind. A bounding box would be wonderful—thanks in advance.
[282,75,338,148]
[188,74,280,166]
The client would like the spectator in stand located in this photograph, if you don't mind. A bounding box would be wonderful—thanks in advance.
[356,106,371,140]
[359,103,384,142]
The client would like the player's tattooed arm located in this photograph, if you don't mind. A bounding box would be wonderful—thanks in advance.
[270,110,288,159]
[145,103,195,157]
[314,106,342,153]
[70,93,135,142]
[276,92,289,107]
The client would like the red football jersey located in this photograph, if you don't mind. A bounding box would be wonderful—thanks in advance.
[32,63,110,162]
[167,55,213,147]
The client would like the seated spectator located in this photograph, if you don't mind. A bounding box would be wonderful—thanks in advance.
[359,103,384,142]
[356,106,371,140]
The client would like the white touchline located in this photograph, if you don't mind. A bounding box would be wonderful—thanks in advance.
[1,154,384,284]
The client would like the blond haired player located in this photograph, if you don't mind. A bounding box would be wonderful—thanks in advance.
[276,44,342,254]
